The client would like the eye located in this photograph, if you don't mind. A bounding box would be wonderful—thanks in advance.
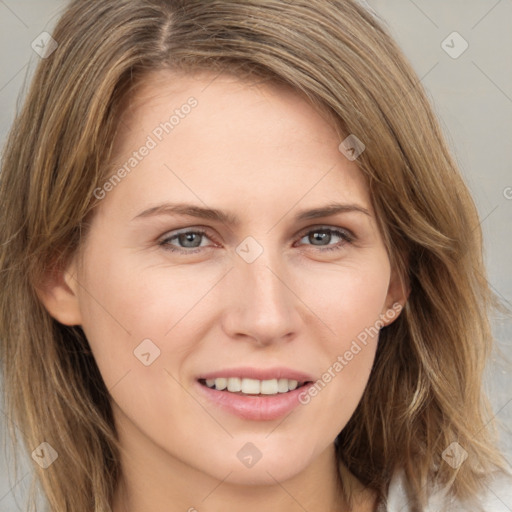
[158,225,355,254]
[294,226,354,252]
[158,228,214,254]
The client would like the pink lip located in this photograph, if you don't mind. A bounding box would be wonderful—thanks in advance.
[195,367,316,421]
[197,366,316,382]
[196,380,314,421]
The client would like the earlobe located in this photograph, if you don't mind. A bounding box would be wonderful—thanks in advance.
[35,258,83,326]
[380,301,405,328]
[380,264,410,327]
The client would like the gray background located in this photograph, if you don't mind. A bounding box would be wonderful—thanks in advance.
[0,0,511,510]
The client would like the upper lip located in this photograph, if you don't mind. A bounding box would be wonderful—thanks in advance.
[197,367,316,382]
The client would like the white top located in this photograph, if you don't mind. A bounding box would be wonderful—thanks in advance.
[377,469,512,511]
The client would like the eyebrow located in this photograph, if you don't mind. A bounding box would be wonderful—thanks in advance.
[131,201,371,225]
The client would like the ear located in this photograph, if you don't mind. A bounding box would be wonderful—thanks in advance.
[35,256,83,326]
[380,262,410,328]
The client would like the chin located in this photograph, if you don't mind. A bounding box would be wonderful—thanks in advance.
[220,463,304,486]
[201,446,316,486]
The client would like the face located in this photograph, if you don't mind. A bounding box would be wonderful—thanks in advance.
[43,70,404,487]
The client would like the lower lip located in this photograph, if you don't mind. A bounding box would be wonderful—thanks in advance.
[196,381,313,421]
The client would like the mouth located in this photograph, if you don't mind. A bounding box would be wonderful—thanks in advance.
[195,367,316,420]
[198,377,312,396]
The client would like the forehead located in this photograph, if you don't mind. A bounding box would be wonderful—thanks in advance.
[98,69,371,224]
[116,68,340,148]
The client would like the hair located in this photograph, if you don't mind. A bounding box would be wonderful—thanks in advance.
[0,0,510,511]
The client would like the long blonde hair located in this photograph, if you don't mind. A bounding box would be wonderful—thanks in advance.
[0,1,509,511]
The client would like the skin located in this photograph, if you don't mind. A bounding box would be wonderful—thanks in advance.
[39,70,407,512]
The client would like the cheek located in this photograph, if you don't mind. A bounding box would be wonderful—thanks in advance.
[300,252,390,342]
[75,245,220,388]
[298,257,390,411]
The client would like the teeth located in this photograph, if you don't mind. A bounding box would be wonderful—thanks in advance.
[214,377,227,390]
[277,378,289,393]
[261,379,278,394]
[241,378,260,394]
[227,377,241,392]
[204,377,304,395]
[288,379,298,390]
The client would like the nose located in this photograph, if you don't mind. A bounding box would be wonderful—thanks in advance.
[220,246,302,347]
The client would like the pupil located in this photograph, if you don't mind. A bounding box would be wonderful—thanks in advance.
[180,233,200,248]
[311,231,329,245]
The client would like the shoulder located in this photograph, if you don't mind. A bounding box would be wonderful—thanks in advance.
[378,468,512,512]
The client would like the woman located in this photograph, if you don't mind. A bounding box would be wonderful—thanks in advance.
[0,1,510,511]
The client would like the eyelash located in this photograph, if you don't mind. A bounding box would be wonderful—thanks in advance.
[158,226,355,255]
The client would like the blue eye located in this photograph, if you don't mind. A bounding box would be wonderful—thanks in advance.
[158,226,354,254]
[296,227,354,252]
[159,229,211,254]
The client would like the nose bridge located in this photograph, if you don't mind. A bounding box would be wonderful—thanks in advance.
[222,238,300,343]
[245,255,286,307]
